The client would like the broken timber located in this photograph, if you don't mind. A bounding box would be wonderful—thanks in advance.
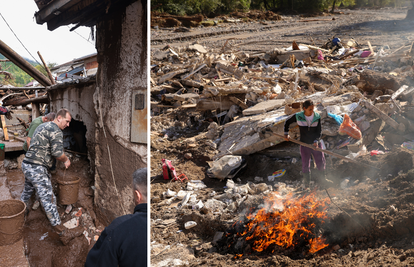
[271,133,379,170]
[1,115,9,141]
[362,100,405,132]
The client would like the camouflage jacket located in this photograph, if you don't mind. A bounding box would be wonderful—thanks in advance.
[24,121,64,168]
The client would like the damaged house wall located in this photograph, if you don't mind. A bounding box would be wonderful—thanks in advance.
[48,78,97,169]
[94,0,147,224]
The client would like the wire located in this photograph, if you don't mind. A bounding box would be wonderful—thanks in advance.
[0,11,45,71]
[66,26,95,46]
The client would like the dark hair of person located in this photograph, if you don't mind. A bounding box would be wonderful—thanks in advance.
[44,112,56,121]
[133,168,147,201]
[302,100,314,109]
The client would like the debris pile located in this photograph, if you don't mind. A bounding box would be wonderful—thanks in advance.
[151,9,414,266]
[152,35,414,164]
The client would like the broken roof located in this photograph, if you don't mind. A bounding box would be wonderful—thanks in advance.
[34,0,139,31]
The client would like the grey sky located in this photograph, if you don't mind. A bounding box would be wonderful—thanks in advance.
[1,0,97,65]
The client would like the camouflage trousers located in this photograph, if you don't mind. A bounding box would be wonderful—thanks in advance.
[20,161,61,226]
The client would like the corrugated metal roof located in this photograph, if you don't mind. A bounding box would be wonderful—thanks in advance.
[58,66,84,78]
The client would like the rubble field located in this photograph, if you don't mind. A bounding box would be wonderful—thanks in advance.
[151,7,414,267]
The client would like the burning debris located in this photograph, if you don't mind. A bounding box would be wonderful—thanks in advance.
[220,191,330,257]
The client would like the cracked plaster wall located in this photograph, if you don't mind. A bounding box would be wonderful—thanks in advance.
[94,0,147,224]
[48,81,97,171]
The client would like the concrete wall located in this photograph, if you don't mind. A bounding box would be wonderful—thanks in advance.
[94,0,147,224]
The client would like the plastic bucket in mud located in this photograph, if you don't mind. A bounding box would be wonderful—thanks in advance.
[57,177,80,205]
[0,143,5,161]
[0,200,26,246]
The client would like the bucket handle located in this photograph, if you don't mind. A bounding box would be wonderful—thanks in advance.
[0,227,23,235]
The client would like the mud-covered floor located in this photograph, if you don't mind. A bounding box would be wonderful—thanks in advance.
[1,153,103,267]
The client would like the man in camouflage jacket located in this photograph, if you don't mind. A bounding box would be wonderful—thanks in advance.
[20,108,83,245]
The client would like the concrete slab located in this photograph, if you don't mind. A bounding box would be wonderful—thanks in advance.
[216,108,290,159]
[242,99,285,116]
[3,140,24,152]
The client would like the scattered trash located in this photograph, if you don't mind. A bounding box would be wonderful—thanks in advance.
[65,204,73,214]
[267,169,286,182]
[187,180,207,190]
[39,232,48,241]
[254,176,264,182]
[32,200,40,210]
[63,217,79,229]
[370,150,385,156]
[162,159,178,180]
[75,207,82,217]
[207,156,246,179]
[165,189,177,197]
[184,221,197,229]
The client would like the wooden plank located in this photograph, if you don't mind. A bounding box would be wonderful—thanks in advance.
[363,100,405,132]
[230,96,248,109]
[367,41,374,55]
[391,85,409,100]
[271,132,379,170]
[1,115,9,141]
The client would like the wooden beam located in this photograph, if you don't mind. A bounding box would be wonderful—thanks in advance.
[37,51,56,85]
[3,93,48,106]
[0,87,45,91]
[229,96,248,109]
[1,115,9,141]
[271,132,379,170]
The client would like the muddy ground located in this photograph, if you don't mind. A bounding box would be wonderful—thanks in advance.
[150,7,414,266]
[2,152,101,267]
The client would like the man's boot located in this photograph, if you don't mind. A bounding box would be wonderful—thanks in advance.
[53,224,84,245]
[302,172,311,189]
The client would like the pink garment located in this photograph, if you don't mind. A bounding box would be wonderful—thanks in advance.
[360,51,371,58]
[317,50,324,60]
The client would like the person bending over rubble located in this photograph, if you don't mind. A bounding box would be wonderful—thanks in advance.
[20,108,83,245]
[85,167,148,267]
[284,100,326,188]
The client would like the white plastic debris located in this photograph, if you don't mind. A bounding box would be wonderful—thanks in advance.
[184,221,197,229]
[179,193,191,209]
[187,180,207,190]
[254,176,264,182]
[204,199,227,212]
[188,194,197,205]
[176,190,187,200]
[226,179,235,189]
[165,189,177,198]
[192,200,204,210]
[39,232,48,241]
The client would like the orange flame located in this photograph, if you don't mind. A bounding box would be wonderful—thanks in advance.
[239,192,329,254]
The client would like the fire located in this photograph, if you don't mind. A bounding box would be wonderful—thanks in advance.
[238,192,330,254]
